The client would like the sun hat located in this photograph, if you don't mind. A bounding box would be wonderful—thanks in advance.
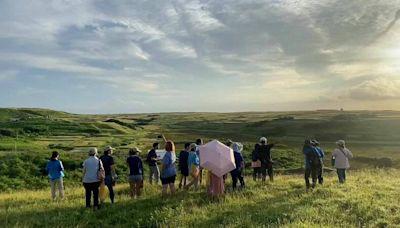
[189,143,197,151]
[336,140,346,147]
[104,145,115,152]
[89,147,98,156]
[130,147,141,153]
[232,142,243,153]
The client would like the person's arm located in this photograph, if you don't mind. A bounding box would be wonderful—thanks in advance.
[321,149,325,158]
[59,161,64,172]
[346,149,353,159]
[110,157,116,177]
[82,161,86,181]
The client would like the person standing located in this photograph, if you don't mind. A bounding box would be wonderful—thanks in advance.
[160,141,177,196]
[303,140,320,190]
[185,143,200,190]
[46,151,65,200]
[251,144,261,181]
[231,142,245,190]
[195,138,204,185]
[178,143,190,189]
[312,140,325,184]
[257,137,274,182]
[127,147,144,198]
[100,146,117,204]
[207,171,225,198]
[332,140,353,183]
[83,148,104,209]
[147,143,160,185]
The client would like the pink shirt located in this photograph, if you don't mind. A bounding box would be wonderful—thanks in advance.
[332,148,353,169]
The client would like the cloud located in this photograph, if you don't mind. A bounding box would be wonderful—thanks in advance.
[348,78,400,100]
[1,0,400,112]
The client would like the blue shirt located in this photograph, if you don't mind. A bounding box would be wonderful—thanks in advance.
[161,151,176,178]
[315,147,325,158]
[46,160,64,180]
[188,151,200,170]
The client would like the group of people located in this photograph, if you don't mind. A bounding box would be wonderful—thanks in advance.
[45,136,353,209]
[302,139,353,189]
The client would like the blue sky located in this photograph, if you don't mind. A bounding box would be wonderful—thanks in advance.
[0,0,400,114]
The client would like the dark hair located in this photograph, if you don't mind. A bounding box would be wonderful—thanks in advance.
[129,149,137,156]
[165,141,175,154]
[104,150,110,155]
[196,138,203,145]
[51,151,59,160]
[184,143,191,149]
[153,142,159,148]
[226,139,233,147]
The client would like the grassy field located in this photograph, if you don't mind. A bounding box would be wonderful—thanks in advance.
[1,169,400,227]
[1,108,400,227]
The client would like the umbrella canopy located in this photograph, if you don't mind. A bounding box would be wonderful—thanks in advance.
[199,140,236,177]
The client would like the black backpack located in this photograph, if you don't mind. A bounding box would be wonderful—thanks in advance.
[308,149,321,167]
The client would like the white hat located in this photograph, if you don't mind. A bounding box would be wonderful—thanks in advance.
[336,140,345,147]
[259,137,267,143]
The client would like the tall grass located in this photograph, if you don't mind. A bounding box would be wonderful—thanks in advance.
[1,169,400,227]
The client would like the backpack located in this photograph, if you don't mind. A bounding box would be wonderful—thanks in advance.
[307,149,321,167]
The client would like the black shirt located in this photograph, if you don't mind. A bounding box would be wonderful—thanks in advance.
[127,156,143,175]
[178,150,189,175]
[147,149,157,166]
[100,155,115,176]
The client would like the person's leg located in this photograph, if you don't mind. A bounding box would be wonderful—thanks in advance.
[253,168,257,181]
[305,167,311,189]
[137,179,142,197]
[238,173,245,188]
[311,166,317,188]
[83,183,91,208]
[129,181,135,198]
[337,169,344,183]
[318,164,324,184]
[261,164,267,182]
[162,184,168,195]
[169,182,176,194]
[149,166,154,185]
[343,169,347,182]
[93,182,100,209]
[231,172,238,190]
[50,180,56,200]
[183,176,187,186]
[58,178,65,199]
[178,174,183,189]
[105,175,114,203]
[268,163,274,182]
[155,166,160,184]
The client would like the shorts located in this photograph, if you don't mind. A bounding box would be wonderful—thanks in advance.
[129,175,143,183]
[160,175,176,185]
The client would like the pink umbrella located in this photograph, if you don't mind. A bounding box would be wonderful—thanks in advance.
[199,140,236,177]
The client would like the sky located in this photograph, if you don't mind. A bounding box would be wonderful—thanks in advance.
[0,0,399,114]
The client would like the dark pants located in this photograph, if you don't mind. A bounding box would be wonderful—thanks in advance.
[231,170,245,190]
[305,165,318,189]
[83,182,100,208]
[105,175,115,203]
[253,167,261,181]
[337,168,346,183]
[260,162,273,182]
[318,164,324,184]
